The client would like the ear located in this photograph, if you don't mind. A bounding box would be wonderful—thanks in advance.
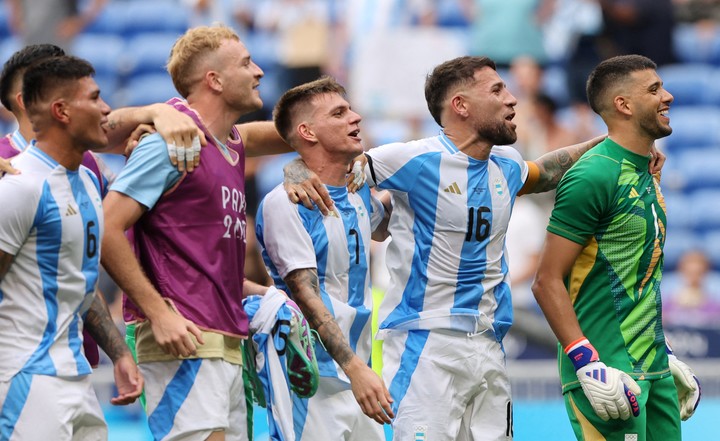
[50,99,70,123]
[206,70,223,93]
[297,122,316,143]
[613,95,632,116]
[450,94,468,118]
[14,91,25,112]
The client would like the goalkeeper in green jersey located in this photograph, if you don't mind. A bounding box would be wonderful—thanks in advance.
[532,54,700,441]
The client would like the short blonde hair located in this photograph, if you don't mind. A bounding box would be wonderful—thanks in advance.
[167,25,239,98]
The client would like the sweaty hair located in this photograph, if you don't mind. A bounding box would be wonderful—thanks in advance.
[273,76,347,144]
[0,44,65,112]
[586,54,657,115]
[167,25,240,98]
[22,55,95,117]
[425,56,496,127]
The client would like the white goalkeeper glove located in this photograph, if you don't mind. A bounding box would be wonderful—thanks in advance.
[666,341,701,421]
[566,338,641,421]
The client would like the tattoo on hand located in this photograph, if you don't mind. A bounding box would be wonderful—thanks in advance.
[283,158,312,186]
[285,269,355,368]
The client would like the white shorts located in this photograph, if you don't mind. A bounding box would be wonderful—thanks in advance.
[293,377,385,441]
[0,372,107,441]
[383,330,513,441]
[141,358,247,441]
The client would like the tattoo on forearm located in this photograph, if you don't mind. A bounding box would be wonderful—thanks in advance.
[533,142,591,193]
[283,158,312,186]
[85,293,130,363]
[285,269,355,368]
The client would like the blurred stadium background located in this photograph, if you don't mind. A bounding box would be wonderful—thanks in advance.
[1,0,719,439]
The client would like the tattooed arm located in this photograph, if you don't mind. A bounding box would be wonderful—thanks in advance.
[521,135,606,195]
[84,291,144,405]
[284,268,394,424]
[283,157,335,215]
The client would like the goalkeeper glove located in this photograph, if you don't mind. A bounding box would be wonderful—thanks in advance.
[666,342,701,421]
[566,338,642,421]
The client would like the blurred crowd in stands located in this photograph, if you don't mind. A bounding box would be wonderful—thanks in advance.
[1,0,719,339]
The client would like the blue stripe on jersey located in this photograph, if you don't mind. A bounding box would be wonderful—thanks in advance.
[11,130,29,151]
[439,132,458,154]
[0,372,32,439]
[388,330,430,415]
[23,183,60,375]
[384,154,442,325]
[292,394,309,441]
[27,146,56,169]
[334,190,371,354]
[491,155,524,199]
[148,359,202,440]
[69,172,98,373]
[455,158,491,309]
[301,209,337,378]
[493,267,513,340]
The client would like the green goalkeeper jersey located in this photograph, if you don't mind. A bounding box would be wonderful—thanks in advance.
[547,138,671,393]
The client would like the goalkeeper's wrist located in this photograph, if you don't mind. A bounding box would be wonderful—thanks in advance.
[565,337,600,371]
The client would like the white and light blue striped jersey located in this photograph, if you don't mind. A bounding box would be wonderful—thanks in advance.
[366,132,528,341]
[0,146,103,381]
[256,184,384,384]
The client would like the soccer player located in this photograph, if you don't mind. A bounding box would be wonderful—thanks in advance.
[256,77,392,440]
[532,54,700,440]
[284,56,666,441]
[100,25,304,440]
[0,55,142,440]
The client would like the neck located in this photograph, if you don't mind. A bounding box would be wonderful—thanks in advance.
[35,131,85,170]
[187,94,244,145]
[16,114,34,144]
[607,127,654,156]
[304,155,352,187]
[444,125,493,160]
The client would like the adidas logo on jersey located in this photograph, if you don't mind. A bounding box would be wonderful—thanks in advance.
[443,182,461,194]
[629,188,640,198]
[65,205,78,216]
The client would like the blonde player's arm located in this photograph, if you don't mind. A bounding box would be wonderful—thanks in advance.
[101,190,205,358]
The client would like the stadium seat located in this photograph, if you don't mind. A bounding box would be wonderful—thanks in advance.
[664,228,701,271]
[435,0,471,28]
[663,190,694,231]
[658,64,715,106]
[673,23,720,66]
[118,73,178,107]
[701,231,720,270]
[688,189,720,232]
[123,32,181,77]
[122,1,189,37]
[71,34,125,76]
[675,147,720,192]
[542,65,570,108]
[660,106,720,153]
[0,3,11,39]
[0,37,21,65]
[83,2,128,36]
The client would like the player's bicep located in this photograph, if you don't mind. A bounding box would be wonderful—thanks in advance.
[537,232,585,280]
[103,190,147,232]
[518,161,540,196]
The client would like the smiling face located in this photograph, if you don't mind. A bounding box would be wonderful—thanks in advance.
[304,92,363,158]
[460,67,519,146]
[627,69,674,140]
[65,76,111,151]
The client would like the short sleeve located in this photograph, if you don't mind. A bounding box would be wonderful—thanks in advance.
[109,133,182,210]
[366,142,434,192]
[257,188,318,279]
[547,159,614,245]
[0,175,40,255]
